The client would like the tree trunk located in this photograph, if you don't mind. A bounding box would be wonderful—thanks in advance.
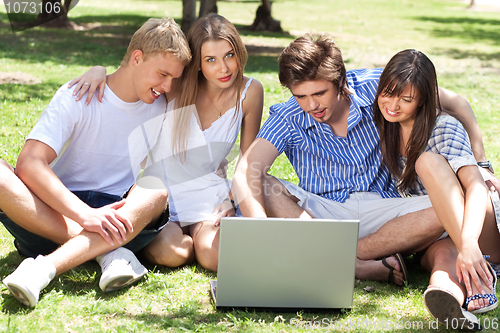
[246,0,282,32]
[181,0,218,33]
[36,0,76,28]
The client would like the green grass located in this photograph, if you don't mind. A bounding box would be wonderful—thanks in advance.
[0,0,499,331]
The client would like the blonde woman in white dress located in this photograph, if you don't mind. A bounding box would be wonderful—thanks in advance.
[70,14,263,271]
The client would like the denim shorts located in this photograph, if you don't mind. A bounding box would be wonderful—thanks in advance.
[0,190,169,258]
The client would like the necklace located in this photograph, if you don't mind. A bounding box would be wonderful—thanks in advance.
[210,97,226,119]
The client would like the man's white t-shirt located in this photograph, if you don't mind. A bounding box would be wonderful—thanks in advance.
[27,82,166,196]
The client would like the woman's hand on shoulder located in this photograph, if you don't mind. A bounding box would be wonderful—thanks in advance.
[68,66,107,105]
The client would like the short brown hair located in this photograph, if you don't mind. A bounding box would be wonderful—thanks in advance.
[122,18,191,67]
[279,35,350,99]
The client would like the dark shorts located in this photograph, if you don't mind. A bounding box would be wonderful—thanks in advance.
[0,190,169,258]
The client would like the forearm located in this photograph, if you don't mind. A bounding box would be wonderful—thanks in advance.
[460,182,488,249]
[457,167,490,249]
[439,88,487,161]
[16,159,89,226]
[232,161,268,217]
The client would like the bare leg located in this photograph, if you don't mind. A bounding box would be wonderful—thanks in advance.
[478,203,500,264]
[0,160,82,243]
[421,238,465,304]
[355,257,405,285]
[253,175,407,284]
[416,153,469,248]
[190,221,219,271]
[45,178,168,275]
[142,222,195,267]
[417,152,500,286]
[260,174,311,218]
[357,207,443,260]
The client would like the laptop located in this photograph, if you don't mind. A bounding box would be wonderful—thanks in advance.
[210,217,359,311]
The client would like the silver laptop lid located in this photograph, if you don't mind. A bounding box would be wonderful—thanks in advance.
[216,217,359,309]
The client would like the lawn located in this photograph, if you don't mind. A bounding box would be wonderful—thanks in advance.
[0,0,499,331]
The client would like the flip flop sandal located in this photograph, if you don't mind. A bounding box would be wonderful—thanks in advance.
[465,260,498,314]
[424,286,481,331]
[382,253,408,285]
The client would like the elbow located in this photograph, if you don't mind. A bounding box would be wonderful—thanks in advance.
[14,157,31,184]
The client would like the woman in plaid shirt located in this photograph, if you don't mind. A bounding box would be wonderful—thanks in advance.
[374,49,499,328]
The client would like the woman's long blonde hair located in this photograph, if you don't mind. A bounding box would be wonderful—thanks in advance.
[172,14,248,160]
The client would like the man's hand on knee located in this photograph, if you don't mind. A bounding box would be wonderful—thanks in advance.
[79,200,133,245]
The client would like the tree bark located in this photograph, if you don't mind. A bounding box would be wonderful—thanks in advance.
[246,0,282,32]
[36,0,75,28]
[181,0,218,33]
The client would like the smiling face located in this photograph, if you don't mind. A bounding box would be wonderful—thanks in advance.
[290,79,343,124]
[199,40,239,90]
[377,84,421,129]
[132,51,185,104]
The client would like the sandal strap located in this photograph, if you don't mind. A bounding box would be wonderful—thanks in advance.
[465,293,497,307]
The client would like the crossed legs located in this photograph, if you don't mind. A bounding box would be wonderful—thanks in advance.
[0,160,168,275]
[238,174,439,284]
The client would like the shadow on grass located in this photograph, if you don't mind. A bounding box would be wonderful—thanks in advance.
[0,13,291,72]
[430,48,500,62]
[0,82,62,103]
[414,16,500,48]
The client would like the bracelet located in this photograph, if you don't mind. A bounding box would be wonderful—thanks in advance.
[223,198,238,210]
[477,160,494,174]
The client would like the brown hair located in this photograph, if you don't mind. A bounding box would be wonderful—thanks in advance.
[278,35,350,99]
[122,17,191,67]
[374,49,440,193]
[172,13,248,159]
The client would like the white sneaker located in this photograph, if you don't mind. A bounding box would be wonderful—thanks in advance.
[3,255,56,307]
[96,247,147,293]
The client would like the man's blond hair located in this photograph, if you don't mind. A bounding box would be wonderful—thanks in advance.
[122,18,191,67]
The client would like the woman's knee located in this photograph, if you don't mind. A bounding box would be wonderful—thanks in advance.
[192,223,219,271]
[415,152,448,178]
[144,225,194,267]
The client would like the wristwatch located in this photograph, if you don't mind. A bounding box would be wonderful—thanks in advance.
[478,160,494,174]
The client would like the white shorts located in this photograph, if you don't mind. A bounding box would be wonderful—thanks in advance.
[279,180,433,239]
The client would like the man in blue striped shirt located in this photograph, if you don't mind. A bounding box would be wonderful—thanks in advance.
[233,35,497,284]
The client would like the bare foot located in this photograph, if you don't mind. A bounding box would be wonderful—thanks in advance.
[466,275,494,312]
[356,257,405,285]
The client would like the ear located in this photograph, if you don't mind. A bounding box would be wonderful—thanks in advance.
[130,50,144,67]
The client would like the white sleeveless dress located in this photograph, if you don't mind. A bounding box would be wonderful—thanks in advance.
[143,78,253,226]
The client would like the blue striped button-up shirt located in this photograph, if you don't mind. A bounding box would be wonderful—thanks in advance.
[257,68,399,203]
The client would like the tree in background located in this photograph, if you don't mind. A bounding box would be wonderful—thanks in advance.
[36,0,79,28]
[181,0,281,33]
[246,0,282,32]
[181,0,217,32]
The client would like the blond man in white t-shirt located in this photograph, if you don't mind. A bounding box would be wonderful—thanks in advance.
[0,18,191,307]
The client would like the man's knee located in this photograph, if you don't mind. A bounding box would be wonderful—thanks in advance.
[0,160,15,190]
